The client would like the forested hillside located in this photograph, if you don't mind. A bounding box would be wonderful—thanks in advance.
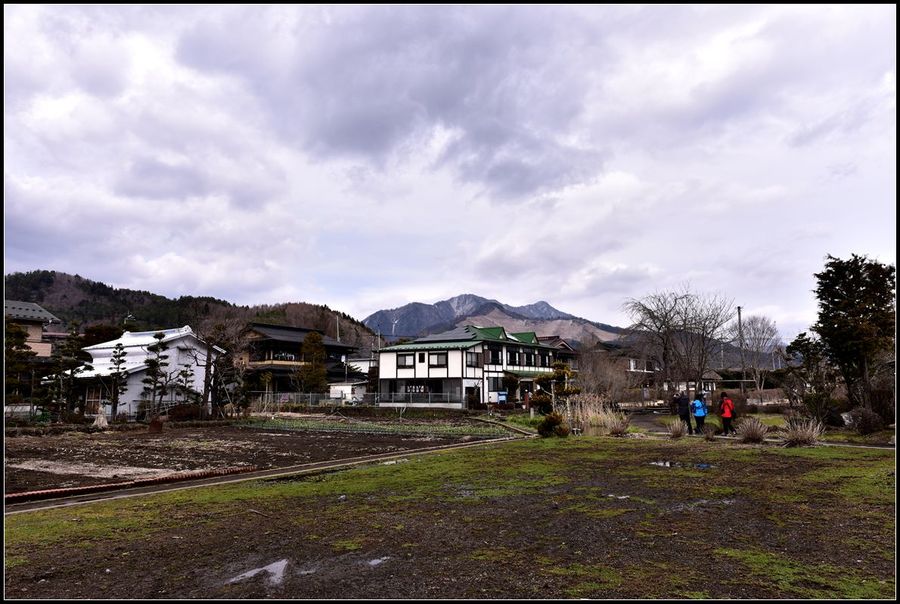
[4,270,375,349]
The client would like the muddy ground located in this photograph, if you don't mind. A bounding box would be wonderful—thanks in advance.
[3,421,495,494]
[5,434,895,599]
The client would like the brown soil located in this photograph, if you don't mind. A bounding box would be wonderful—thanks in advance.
[3,423,487,494]
[4,424,894,599]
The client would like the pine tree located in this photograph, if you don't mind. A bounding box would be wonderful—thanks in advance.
[107,342,129,418]
[812,254,895,412]
[142,332,171,416]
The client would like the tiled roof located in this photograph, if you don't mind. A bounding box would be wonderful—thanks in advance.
[247,323,355,350]
[4,300,61,324]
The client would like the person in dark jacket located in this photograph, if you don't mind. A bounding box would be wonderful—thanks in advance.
[675,391,693,435]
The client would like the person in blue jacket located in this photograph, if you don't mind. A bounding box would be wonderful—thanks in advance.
[691,393,708,434]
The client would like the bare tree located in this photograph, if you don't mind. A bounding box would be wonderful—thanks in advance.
[727,315,780,403]
[674,291,734,394]
[624,285,734,397]
[186,312,246,418]
[621,288,689,395]
[575,346,632,403]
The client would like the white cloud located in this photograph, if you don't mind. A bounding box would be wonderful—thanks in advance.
[4,5,895,337]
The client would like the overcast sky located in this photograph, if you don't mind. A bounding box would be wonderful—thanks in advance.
[5,5,896,341]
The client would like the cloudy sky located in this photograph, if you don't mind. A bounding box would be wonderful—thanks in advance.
[5,5,896,340]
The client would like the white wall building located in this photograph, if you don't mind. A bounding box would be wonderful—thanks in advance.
[80,326,224,417]
[377,325,561,409]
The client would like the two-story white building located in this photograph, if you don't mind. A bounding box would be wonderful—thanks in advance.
[79,326,224,418]
[377,325,561,409]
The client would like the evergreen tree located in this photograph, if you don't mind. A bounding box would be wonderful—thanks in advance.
[50,322,93,415]
[812,254,895,412]
[4,319,37,403]
[142,332,171,416]
[295,331,328,393]
[107,342,129,418]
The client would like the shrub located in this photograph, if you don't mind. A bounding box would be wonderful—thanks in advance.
[536,412,569,438]
[782,418,825,447]
[667,420,686,439]
[849,406,886,435]
[531,392,553,415]
[735,417,768,444]
[703,424,718,441]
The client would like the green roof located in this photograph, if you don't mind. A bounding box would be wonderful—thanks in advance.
[382,325,557,351]
[382,341,477,352]
[510,331,539,344]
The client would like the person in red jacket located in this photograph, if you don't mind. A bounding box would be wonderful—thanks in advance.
[719,391,737,436]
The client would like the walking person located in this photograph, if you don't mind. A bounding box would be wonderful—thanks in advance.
[719,391,738,436]
[675,391,693,435]
[691,392,708,434]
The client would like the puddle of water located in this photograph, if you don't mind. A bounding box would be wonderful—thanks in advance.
[368,556,391,567]
[648,461,715,469]
[227,559,289,586]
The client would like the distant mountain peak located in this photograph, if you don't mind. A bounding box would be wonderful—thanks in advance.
[362,293,624,344]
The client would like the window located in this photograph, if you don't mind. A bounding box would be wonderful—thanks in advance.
[539,353,549,367]
[525,352,534,366]
[429,352,447,367]
[398,354,414,368]
[466,351,483,367]
[507,349,520,366]
[487,346,502,365]
[418,352,425,363]
[488,377,504,391]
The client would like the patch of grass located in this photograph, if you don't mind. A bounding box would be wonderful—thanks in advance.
[798,464,895,505]
[501,413,543,430]
[716,547,895,598]
[470,546,518,561]
[4,555,27,570]
[820,429,895,445]
[247,417,510,438]
[331,539,363,551]
[543,562,623,597]
[563,503,633,519]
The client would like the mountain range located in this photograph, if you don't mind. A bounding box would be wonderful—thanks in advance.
[363,294,626,345]
[5,271,626,349]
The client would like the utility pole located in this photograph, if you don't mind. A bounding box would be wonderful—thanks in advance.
[737,306,746,396]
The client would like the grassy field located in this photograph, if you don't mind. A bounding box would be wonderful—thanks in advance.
[4,436,895,599]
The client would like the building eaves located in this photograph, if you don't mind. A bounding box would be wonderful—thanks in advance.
[4,300,61,324]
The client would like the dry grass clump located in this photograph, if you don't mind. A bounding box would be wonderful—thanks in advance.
[703,424,718,441]
[667,419,687,439]
[570,394,630,436]
[601,407,631,436]
[735,417,768,443]
[782,417,825,447]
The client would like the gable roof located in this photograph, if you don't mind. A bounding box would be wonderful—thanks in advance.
[245,322,355,350]
[384,325,556,351]
[79,325,224,378]
[4,300,61,324]
[83,326,202,351]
